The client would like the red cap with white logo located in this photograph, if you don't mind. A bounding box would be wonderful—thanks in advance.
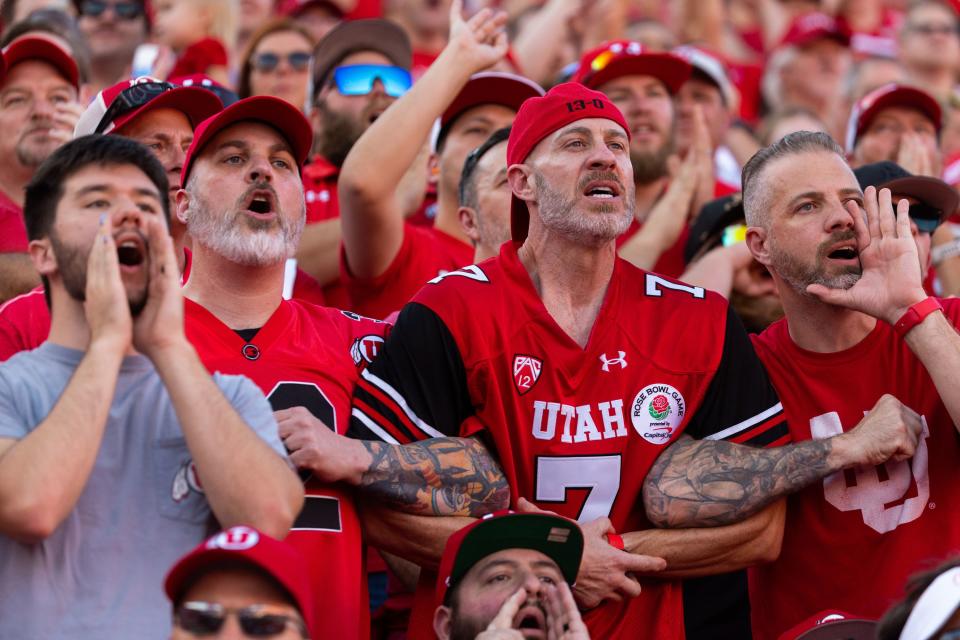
[164,526,315,636]
[845,83,942,153]
[573,39,691,94]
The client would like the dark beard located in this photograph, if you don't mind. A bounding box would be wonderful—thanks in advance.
[448,613,486,640]
[631,142,672,185]
[313,101,366,169]
[49,231,148,317]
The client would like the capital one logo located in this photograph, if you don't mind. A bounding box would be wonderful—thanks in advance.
[810,411,930,534]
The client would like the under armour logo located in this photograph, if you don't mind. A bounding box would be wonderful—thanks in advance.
[599,351,627,371]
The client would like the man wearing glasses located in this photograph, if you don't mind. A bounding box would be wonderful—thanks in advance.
[897,0,960,102]
[337,4,542,319]
[296,19,414,308]
[166,526,315,639]
[72,0,149,94]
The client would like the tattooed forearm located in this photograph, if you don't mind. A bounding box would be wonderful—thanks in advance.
[643,435,834,528]
[358,437,510,517]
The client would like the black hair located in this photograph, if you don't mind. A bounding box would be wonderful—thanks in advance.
[459,126,511,209]
[25,134,170,242]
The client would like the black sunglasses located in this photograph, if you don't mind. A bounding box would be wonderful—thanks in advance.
[907,202,943,234]
[174,601,308,638]
[80,0,144,20]
[252,52,312,73]
[96,81,178,133]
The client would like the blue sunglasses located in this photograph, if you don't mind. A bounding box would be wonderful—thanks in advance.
[332,65,412,98]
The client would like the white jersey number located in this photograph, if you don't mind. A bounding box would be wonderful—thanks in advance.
[535,455,621,523]
[810,411,930,534]
[644,274,705,299]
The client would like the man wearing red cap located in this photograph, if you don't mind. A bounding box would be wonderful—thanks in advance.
[0,78,223,361]
[175,95,389,640]
[847,83,943,178]
[166,526,315,639]
[573,40,727,278]
[338,0,542,319]
[0,34,81,303]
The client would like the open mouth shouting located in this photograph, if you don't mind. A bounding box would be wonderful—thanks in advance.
[242,188,278,220]
[114,231,147,273]
[512,603,547,639]
[581,176,623,204]
[823,238,860,266]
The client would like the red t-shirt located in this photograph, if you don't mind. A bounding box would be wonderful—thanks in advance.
[342,222,473,320]
[350,241,787,639]
[619,180,739,278]
[169,37,228,78]
[0,190,27,253]
[302,156,350,309]
[185,298,390,640]
[749,303,960,638]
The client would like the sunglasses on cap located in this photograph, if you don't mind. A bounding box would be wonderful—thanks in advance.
[174,601,308,638]
[79,0,144,20]
[253,51,312,73]
[332,65,412,98]
[97,81,178,134]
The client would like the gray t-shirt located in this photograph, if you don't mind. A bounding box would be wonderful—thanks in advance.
[0,343,287,639]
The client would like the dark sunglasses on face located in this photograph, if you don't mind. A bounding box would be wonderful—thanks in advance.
[906,202,942,234]
[80,0,144,20]
[332,64,412,98]
[174,601,308,638]
[253,52,312,73]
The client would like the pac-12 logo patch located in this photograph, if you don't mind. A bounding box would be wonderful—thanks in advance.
[350,335,384,366]
[631,383,685,444]
[513,354,542,395]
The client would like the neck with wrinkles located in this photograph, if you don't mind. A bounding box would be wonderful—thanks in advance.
[778,279,877,353]
[518,216,616,349]
[182,244,284,330]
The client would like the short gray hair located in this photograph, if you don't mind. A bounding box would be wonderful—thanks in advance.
[742,131,844,227]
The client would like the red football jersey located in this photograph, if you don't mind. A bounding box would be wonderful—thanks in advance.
[0,288,48,361]
[350,242,786,639]
[341,222,473,320]
[0,189,26,253]
[749,302,960,639]
[185,298,390,640]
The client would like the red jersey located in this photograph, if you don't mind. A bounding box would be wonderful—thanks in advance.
[0,189,26,253]
[302,155,350,309]
[342,222,473,320]
[350,242,786,639]
[749,303,960,639]
[185,298,389,640]
[0,288,48,361]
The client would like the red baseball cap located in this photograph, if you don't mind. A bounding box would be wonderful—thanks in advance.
[573,40,691,94]
[1,33,79,90]
[74,77,223,137]
[436,511,584,606]
[777,610,876,640]
[165,526,315,637]
[507,82,630,241]
[780,12,851,49]
[673,45,737,107]
[845,83,942,152]
[181,95,313,187]
[437,72,544,149]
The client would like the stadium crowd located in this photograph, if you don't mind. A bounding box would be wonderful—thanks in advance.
[2,0,960,638]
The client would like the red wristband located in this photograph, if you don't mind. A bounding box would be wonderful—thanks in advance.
[893,297,943,338]
[605,533,624,550]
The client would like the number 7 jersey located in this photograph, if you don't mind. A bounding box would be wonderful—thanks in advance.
[349,242,787,639]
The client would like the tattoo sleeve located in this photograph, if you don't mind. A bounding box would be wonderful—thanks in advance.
[643,435,835,528]
[358,437,510,517]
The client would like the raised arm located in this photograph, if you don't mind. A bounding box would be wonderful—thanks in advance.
[134,217,303,539]
[807,187,960,433]
[0,216,129,542]
[338,0,508,279]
